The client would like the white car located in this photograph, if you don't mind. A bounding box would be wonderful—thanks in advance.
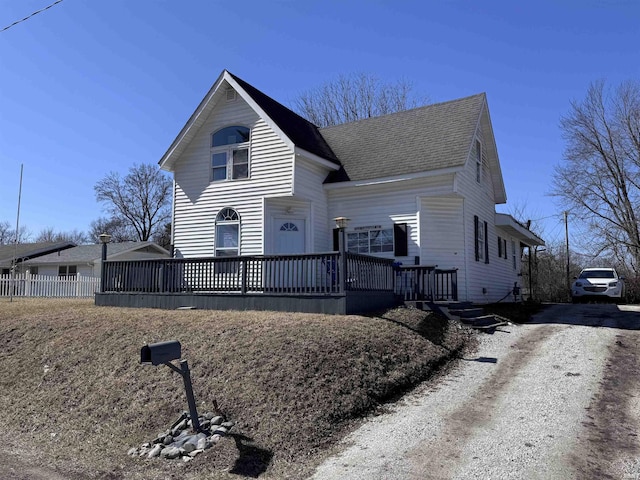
[571,267,626,303]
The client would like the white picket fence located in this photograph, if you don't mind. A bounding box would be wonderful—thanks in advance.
[0,274,101,298]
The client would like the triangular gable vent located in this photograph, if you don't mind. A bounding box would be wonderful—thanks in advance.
[226,88,237,102]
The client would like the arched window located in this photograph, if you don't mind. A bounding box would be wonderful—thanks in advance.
[211,126,250,181]
[280,222,299,232]
[215,207,240,257]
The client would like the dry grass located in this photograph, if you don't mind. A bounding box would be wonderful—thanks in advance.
[0,298,474,479]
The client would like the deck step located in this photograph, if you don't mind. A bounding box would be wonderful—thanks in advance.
[449,307,485,318]
[459,314,497,326]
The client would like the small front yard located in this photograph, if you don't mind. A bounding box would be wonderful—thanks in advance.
[0,299,475,479]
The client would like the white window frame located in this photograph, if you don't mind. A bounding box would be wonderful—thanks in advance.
[211,126,250,182]
[215,207,240,257]
[478,222,485,261]
[58,265,77,278]
[512,240,517,270]
[347,228,394,254]
[475,139,482,183]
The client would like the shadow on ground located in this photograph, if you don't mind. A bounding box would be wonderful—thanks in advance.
[228,434,273,478]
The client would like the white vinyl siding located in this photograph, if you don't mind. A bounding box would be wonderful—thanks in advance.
[36,264,95,278]
[293,157,332,252]
[457,119,520,303]
[327,175,456,262]
[172,94,294,258]
[420,197,466,295]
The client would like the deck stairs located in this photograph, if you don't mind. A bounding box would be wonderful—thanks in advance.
[404,300,509,332]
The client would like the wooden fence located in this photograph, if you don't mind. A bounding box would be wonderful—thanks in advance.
[0,274,101,298]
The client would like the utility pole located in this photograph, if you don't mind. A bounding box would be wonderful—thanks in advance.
[10,164,24,303]
[565,211,570,300]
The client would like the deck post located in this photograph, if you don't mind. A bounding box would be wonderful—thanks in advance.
[333,217,349,293]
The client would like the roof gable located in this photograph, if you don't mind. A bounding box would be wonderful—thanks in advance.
[159,70,339,171]
[474,99,507,204]
[321,94,486,183]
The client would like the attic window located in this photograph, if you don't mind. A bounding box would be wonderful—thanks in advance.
[211,126,250,181]
[475,140,482,183]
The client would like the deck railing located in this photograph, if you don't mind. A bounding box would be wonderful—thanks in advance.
[394,266,458,301]
[103,252,378,295]
[102,254,455,300]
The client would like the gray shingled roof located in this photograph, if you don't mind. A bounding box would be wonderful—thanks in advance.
[23,242,167,265]
[228,72,340,164]
[0,242,75,267]
[320,93,486,183]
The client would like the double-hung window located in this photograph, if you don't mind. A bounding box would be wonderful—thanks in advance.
[497,236,507,259]
[58,265,77,278]
[211,126,250,181]
[474,216,489,263]
[475,140,482,183]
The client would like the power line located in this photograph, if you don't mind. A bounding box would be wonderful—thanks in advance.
[1,0,64,33]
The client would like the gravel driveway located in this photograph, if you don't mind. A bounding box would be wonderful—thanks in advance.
[312,303,640,480]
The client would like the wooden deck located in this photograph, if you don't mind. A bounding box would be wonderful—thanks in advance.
[95,253,457,314]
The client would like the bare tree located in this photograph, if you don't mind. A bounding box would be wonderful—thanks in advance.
[94,163,172,242]
[293,73,429,127]
[0,221,30,244]
[35,228,87,244]
[0,221,13,245]
[152,222,172,251]
[552,80,640,273]
[88,217,136,244]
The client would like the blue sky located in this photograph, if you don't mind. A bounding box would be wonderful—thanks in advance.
[1,0,639,247]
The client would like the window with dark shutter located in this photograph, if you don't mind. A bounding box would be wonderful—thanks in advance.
[474,216,479,261]
[394,223,408,256]
[498,236,503,257]
[484,221,489,263]
[333,228,340,251]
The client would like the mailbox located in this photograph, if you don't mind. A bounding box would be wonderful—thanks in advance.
[140,340,181,366]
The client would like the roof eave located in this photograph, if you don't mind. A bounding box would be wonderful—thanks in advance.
[323,165,463,189]
[159,71,230,172]
[495,213,545,246]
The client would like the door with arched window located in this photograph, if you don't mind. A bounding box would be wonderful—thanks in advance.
[275,219,305,254]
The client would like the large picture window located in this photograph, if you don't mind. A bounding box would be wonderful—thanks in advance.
[211,126,250,181]
[347,228,394,254]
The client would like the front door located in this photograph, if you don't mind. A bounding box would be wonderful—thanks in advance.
[275,219,305,254]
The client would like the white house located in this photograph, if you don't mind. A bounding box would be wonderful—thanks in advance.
[158,70,543,304]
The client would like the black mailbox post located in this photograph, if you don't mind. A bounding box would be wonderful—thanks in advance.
[140,340,201,432]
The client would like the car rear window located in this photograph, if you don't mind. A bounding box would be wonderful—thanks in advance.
[579,270,615,279]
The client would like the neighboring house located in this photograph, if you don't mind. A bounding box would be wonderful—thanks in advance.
[23,242,170,278]
[158,70,543,304]
[0,242,75,275]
